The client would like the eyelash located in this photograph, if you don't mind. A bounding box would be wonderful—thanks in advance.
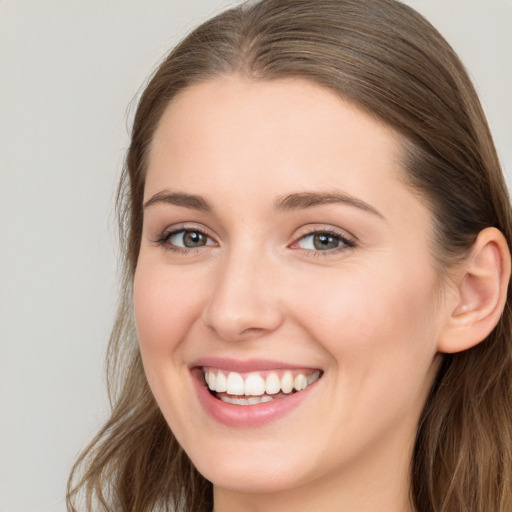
[153,226,356,255]
[292,228,356,255]
[153,226,216,254]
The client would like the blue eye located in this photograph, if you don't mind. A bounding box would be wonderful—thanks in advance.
[296,231,354,251]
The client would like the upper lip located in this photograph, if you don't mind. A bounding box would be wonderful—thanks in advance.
[190,357,321,373]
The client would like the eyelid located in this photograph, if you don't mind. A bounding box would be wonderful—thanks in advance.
[152,222,356,255]
[289,225,357,252]
[153,223,218,252]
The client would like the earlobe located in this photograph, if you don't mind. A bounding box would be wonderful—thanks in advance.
[438,227,511,354]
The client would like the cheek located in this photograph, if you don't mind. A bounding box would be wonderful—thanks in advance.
[294,262,437,336]
[133,262,205,358]
[133,262,209,434]
[290,261,440,397]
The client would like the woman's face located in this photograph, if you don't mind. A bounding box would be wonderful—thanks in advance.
[134,76,445,499]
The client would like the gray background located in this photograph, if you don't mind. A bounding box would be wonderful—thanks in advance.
[0,1,510,511]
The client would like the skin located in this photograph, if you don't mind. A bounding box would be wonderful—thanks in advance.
[134,75,451,512]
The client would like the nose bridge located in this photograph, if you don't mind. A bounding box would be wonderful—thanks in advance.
[203,240,283,341]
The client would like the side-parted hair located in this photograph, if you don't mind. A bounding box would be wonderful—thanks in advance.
[67,1,512,511]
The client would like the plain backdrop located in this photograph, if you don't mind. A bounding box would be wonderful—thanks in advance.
[0,1,510,511]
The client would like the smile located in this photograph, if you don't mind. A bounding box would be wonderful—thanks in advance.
[203,368,322,406]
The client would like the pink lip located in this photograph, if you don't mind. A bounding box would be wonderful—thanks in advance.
[190,362,322,428]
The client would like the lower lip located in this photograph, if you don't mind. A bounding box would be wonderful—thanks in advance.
[192,369,319,427]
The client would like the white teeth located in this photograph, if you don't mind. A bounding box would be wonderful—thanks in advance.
[221,395,248,405]
[244,373,266,396]
[204,368,322,397]
[294,373,307,391]
[215,371,227,393]
[281,371,294,393]
[265,373,281,394]
[248,395,272,404]
[226,372,244,395]
[220,394,275,406]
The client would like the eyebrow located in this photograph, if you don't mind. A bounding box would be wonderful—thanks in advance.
[274,191,384,218]
[143,189,384,219]
[143,191,213,212]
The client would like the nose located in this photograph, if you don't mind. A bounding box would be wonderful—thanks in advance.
[202,248,284,342]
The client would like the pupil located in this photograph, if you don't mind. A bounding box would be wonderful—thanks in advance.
[313,234,338,250]
[184,231,205,247]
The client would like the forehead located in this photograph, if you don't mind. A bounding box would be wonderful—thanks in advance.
[150,75,401,163]
[145,75,426,226]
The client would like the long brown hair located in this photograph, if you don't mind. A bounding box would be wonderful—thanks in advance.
[67,1,512,511]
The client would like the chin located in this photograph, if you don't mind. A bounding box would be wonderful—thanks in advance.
[197,457,309,494]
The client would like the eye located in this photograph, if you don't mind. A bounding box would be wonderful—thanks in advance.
[169,230,213,248]
[155,228,216,252]
[293,229,355,252]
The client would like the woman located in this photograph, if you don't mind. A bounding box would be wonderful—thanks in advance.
[67,0,512,511]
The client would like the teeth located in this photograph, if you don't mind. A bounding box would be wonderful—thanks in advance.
[221,394,275,406]
[204,368,322,397]
[265,373,281,394]
[215,371,227,393]
[244,373,266,396]
[307,371,320,385]
[226,372,244,395]
[281,371,294,394]
[294,373,307,391]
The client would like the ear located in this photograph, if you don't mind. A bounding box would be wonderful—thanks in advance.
[438,227,511,354]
